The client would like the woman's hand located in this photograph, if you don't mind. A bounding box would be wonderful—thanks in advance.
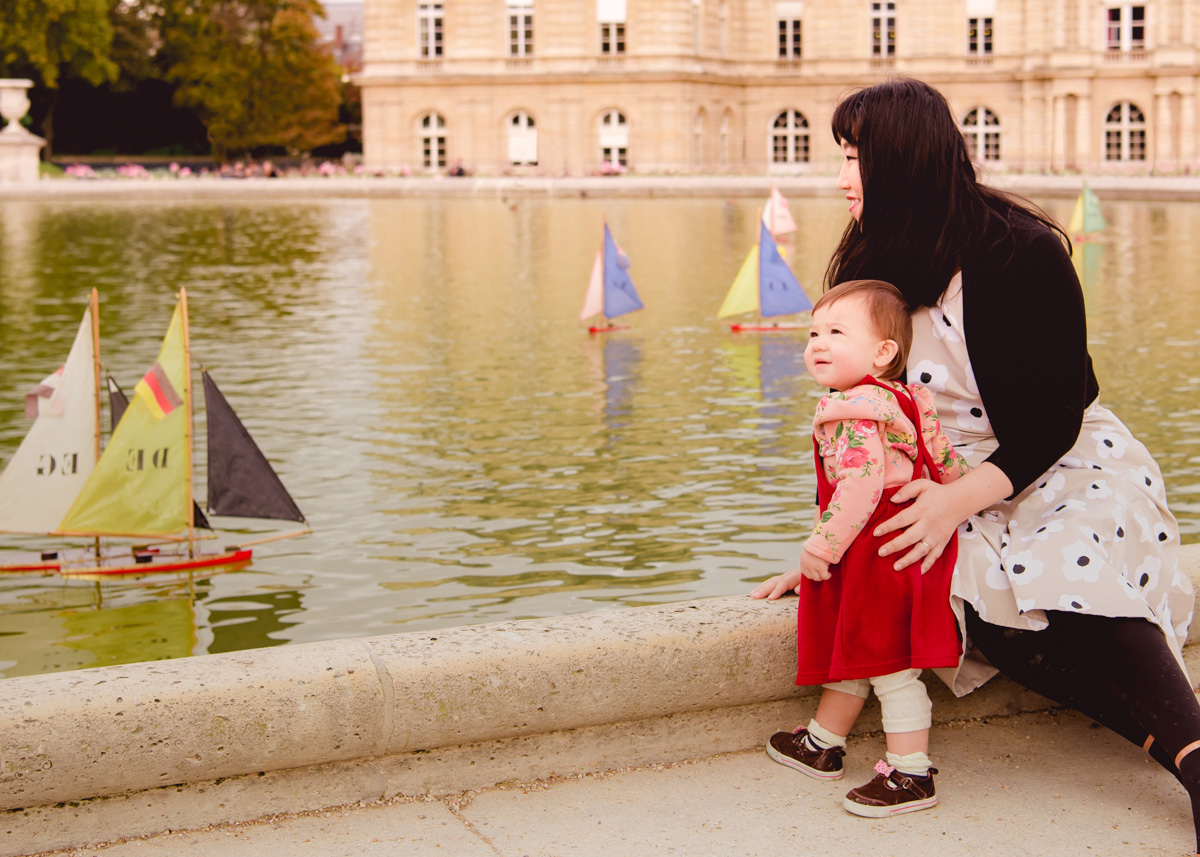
[873,462,1013,573]
[873,479,960,573]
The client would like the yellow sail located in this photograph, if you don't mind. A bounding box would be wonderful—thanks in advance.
[717,245,760,318]
[57,304,190,538]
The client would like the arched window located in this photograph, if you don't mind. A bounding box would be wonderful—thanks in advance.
[507,111,537,165]
[420,112,446,169]
[1105,102,1146,161]
[598,110,628,167]
[771,109,809,163]
[961,106,1001,162]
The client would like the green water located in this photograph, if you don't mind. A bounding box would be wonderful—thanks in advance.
[1,194,1198,678]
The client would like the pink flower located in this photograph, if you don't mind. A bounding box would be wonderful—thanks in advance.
[852,419,877,437]
[841,446,869,469]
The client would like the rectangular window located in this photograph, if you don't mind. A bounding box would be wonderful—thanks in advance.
[423,135,446,169]
[984,131,1000,161]
[1130,128,1146,160]
[509,10,533,56]
[778,19,802,58]
[419,2,443,57]
[872,1,895,58]
[598,0,626,54]
[1105,129,1121,160]
[967,17,992,54]
[1130,5,1145,48]
[1107,5,1145,51]
[602,146,627,166]
[600,22,625,54]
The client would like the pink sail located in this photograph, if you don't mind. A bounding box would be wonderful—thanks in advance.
[579,250,605,321]
[761,187,797,238]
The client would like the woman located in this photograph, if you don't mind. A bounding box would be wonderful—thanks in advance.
[825,78,1199,852]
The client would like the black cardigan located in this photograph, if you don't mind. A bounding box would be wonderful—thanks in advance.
[958,214,1100,498]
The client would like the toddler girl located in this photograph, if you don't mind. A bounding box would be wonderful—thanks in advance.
[751,279,967,817]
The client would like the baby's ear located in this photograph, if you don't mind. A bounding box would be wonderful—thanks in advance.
[874,339,899,369]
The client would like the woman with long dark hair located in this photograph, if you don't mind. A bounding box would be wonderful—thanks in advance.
[810,78,1197,851]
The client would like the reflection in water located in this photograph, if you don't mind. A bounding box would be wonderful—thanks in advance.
[580,334,643,438]
[1,195,1200,678]
[1072,240,1106,293]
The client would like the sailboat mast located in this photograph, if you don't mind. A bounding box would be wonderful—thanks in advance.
[755,207,767,327]
[90,288,102,559]
[180,288,196,557]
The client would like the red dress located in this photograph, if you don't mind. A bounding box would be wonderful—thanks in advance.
[795,378,961,684]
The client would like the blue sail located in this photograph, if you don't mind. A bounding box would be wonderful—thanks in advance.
[602,225,644,319]
[757,222,811,318]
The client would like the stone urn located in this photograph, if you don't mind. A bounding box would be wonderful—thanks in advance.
[0,79,44,182]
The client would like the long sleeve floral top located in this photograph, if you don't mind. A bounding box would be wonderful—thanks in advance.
[805,382,969,564]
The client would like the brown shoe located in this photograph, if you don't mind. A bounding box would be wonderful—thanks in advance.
[842,760,938,817]
[765,727,845,780]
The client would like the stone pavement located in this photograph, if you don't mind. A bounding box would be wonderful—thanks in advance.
[34,708,1194,857]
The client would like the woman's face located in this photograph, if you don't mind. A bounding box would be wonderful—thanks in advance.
[838,139,863,223]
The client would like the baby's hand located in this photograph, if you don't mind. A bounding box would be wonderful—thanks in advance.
[799,551,831,582]
[749,568,806,600]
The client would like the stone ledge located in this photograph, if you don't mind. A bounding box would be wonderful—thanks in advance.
[3,544,1198,856]
[5,173,1200,202]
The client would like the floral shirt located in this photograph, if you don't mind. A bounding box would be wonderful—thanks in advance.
[805,382,969,564]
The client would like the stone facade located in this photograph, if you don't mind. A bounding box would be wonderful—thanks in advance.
[358,0,1200,175]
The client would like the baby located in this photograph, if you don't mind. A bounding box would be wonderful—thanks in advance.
[751,279,968,817]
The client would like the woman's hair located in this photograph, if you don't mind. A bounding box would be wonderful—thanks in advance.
[824,78,1067,308]
[812,279,911,380]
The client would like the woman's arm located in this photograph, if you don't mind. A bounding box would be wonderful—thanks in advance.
[965,221,1096,497]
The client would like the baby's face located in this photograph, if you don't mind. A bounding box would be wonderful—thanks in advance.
[804,295,893,391]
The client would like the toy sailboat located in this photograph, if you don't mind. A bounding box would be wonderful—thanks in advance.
[1068,182,1106,242]
[580,221,644,334]
[0,288,309,578]
[761,186,797,240]
[718,220,812,332]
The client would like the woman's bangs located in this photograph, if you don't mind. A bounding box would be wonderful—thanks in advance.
[830,96,862,146]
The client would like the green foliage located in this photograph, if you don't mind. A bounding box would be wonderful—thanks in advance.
[0,0,119,88]
[161,0,345,159]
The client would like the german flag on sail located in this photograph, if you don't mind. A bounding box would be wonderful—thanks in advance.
[135,362,182,420]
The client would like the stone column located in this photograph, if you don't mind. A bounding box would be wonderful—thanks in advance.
[1076,93,1092,172]
[1051,94,1066,172]
[0,79,45,182]
[1181,91,1197,167]
[1155,91,1172,169]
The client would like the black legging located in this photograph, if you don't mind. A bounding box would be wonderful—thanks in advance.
[965,606,1200,852]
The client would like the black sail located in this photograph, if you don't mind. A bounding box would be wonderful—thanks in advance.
[107,374,128,432]
[203,371,305,523]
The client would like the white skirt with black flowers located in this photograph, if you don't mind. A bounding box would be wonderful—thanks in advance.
[907,274,1193,697]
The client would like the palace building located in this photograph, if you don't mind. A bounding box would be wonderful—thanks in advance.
[358,0,1199,175]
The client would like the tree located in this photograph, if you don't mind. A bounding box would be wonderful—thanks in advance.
[161,0,344,160]
[0,0,120,153]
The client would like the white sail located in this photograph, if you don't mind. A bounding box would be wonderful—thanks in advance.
[0,304,99,534]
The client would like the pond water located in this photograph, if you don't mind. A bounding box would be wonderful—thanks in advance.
[1,193,1199,678]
